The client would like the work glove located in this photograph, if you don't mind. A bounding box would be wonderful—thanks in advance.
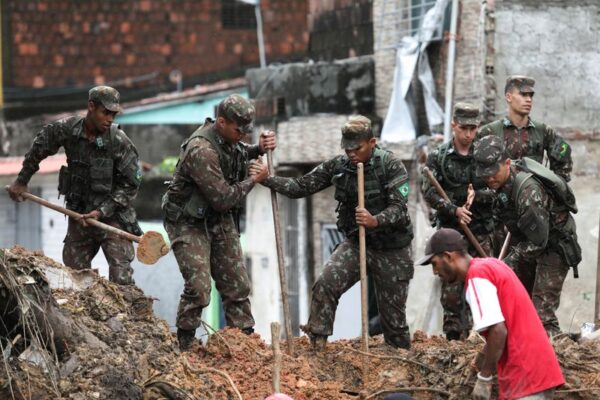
[472,373,493,400]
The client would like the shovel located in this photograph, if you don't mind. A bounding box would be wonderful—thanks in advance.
[10,189,169,265]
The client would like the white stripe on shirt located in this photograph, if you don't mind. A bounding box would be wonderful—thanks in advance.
[465,277,505,332]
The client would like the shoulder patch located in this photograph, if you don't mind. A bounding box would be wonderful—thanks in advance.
[135,163,143,183]
[399,182,409,198]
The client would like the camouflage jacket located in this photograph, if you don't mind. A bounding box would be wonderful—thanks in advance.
[422,140,495,234]
[496,167,576,267]
[163,119,261,222]
[17,116,141,220]
[477,116,573,181]
[262,149,413,249]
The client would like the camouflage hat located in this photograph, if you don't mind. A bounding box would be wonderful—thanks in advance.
[340,115,373,150]
[504,75,535,94]
[473,135,507,177]
[416,228,467,266]
[452,102,480,126]
[89,86,122,113]
[219,94,255,134]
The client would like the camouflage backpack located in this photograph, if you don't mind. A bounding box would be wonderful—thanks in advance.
[513,157,577,214]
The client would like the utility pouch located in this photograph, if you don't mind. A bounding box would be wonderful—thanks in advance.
[58,166,71,196]
[555,234,582,275]
[90,158,114,194]
[183,203,207,220]
[161,193,184,222]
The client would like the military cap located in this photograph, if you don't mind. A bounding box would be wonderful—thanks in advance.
[89,86,122,113]
[504,75,535,94]
[340,115,373,150]
[219,94,255,134]
[452,102,480,125]
[473,135,507,177]
[416,228,467,265]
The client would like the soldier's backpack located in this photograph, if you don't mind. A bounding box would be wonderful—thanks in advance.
[513,157,577,214]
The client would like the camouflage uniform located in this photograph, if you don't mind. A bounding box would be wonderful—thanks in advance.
[162,94,259,334]
[478,76,573,257]
[422,103,495,339]
[477,76,573,182]
[16,86,141,285]
[262,116,414,348]
[474,136,581,335]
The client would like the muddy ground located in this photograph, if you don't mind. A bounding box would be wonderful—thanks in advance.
[1,246,599,400]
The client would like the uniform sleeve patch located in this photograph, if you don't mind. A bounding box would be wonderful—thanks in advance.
[399,182,409,198]
[135,162,142,182]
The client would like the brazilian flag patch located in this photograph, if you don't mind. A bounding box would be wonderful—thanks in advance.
[399,182,409,198]
[135,162,143,183]
[560,143,569,157]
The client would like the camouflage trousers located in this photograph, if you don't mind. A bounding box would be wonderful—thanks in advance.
[511,249,569,336]
[306,239,414,349]
[63,217,135,285]
[164,216,254,331]
[440,231,493,337]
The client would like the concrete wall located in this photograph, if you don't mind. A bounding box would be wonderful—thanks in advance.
[308,0,373,61]
[493,1,600,130]
[246,57,376,120]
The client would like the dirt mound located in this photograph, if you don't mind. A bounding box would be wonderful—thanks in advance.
[1,246,599,399]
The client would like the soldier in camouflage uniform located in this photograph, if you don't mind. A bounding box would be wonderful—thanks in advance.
[478,76,573,256]
[7,86,142,285]
[250,115,414,350]
[477,76,572,181]
[161,94,275,351]
[473,135,581,336]
[422,103,495,340]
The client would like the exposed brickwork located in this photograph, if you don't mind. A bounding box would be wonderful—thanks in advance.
[4,0,308,90]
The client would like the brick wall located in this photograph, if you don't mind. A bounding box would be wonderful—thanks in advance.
[451,0,486,105]
[4,0,308,92]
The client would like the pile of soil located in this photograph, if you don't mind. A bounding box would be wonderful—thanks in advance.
[1,246,599,400]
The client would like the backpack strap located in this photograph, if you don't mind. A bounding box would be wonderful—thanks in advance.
[512,171,534,206]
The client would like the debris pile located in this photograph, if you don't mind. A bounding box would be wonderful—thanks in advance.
[1,246,599,399]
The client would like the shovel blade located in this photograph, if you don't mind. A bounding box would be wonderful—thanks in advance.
[136,231,169,265]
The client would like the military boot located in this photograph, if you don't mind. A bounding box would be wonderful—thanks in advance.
[177,328,196,351]
[241,327,254,335]
[300,324,327,351]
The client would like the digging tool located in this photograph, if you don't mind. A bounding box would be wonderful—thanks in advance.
[595,215,600,327]
[357,163,369,357]
[271,322,282,393]
[499,232,512,260]
[422,167,487,257]
[12,189,169,265]
[266,150,294,355]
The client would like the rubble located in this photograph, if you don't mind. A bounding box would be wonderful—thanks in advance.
[1,246,599,400]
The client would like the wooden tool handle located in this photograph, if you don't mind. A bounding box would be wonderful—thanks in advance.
[19,191,141,243]
[266,150,294,355]
[357,163,369,355]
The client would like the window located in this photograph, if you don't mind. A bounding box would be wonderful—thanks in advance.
[321,224,345,265]
[221,0,257,30]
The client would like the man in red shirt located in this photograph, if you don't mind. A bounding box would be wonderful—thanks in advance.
[417,228,564,400]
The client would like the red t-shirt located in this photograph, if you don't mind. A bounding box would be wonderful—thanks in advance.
[465,257,565,400]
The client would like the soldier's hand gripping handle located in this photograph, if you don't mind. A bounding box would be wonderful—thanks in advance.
[422,167,487,257]
[6,181,28,202]
[259,130,277,153]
